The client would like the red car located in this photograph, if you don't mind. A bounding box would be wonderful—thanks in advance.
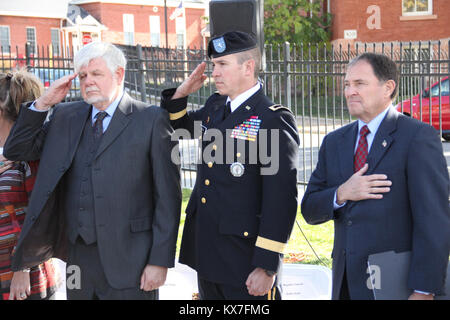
[395,76,450,140]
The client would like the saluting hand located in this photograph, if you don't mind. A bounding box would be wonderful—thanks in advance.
[336,163,392,204]
[172,62,207,100]
[34,73,78,111]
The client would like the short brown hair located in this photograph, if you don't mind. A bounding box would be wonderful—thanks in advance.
[235,47,261,79]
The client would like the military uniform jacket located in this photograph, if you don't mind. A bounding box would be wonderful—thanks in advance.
[161,87,300,286]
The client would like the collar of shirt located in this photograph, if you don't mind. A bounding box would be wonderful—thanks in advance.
[91,90,124,132]
[355,104,393,153]
[226,81,261,112]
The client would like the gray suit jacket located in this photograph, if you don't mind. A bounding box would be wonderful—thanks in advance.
[301,107,450,299]
[4,93,181,289]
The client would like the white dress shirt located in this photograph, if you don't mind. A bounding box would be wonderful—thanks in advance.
[226,81,261,112]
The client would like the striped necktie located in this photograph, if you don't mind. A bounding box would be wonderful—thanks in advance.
[354,125,370,172]
[93,111,108,141]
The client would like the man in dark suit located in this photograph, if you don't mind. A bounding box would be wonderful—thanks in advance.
[4,42,181,299]
[301,53,450,300]
[160,31,300,300]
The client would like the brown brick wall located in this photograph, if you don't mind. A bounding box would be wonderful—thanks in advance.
[331,0,450,45]
[0,16,61,54]
[79,3,205,48]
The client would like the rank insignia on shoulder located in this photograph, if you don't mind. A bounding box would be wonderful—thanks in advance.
[230,116,261,142]
[268,105,292,113]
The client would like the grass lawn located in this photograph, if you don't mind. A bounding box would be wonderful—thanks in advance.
[176,188,334,269]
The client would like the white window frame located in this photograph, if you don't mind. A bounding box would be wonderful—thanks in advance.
[0,25,10,53]
[26,27,37,54]
[175,16,185,49]
[402,0,433,16]
[149,15,160,47]
[123,14,135,45]
[51,28,61,56]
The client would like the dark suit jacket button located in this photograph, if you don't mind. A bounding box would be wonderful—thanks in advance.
[347,220,353,226]
[31,215,36,221]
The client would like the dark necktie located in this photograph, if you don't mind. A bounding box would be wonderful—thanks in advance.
[93,111,108,141]
[354,125,370,172]
[223,101,231,120]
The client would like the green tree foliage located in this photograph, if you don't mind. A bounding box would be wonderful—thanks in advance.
[264,0,331,44]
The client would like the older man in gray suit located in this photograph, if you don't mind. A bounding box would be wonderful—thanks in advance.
[4,42,181,300]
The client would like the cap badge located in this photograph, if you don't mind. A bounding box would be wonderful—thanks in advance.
[213,37,226,53]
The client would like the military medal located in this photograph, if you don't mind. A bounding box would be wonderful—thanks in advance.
[230,162,245,177]
[230,116,261,142]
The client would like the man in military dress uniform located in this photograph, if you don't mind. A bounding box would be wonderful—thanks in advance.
[161,31,300,299]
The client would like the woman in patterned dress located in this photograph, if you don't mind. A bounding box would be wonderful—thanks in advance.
[0,69,60,300]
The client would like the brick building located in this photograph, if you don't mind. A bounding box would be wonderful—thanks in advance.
[72,0,207,49]
[328,0,450,48]
[0,0,207,60]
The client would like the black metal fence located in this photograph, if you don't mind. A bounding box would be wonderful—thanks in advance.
[1,41,449,190]
[0,43,80,100]
[118,41,450,189]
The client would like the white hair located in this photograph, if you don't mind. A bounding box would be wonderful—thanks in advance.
[73,42,127,74]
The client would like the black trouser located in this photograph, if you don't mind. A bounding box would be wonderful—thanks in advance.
[198,276,281,300]
[66,237,157,300]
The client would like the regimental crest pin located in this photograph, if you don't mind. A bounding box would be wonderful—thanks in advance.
[230,162,245,177]
[213,37,226,53]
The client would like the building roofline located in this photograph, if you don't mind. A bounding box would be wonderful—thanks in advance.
[0,11,67,19]
[70,0,205,9]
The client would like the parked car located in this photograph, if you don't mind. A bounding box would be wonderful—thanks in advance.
[31,67,81,101]
[395,76,450,140]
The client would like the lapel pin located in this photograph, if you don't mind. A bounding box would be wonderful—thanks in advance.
[245,106,251,110]
[382,140,387,148]
[206,116,210,124]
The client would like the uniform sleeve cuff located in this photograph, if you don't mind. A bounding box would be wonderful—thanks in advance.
[252,237,286,272]
[161,88,189,117]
